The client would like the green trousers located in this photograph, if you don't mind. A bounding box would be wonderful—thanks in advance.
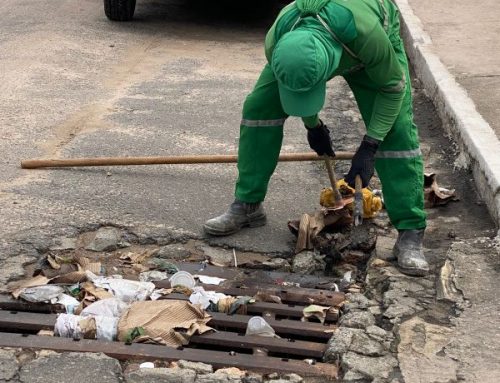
[235,45,426,230]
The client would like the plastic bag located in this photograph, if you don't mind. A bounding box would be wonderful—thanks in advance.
[139,270,168,282]
[56,294,80,314]
[81,298,129,318]
[19,285,64,304]
[86,271,155,302]
[94,315,119,341]
[54,313,119,341]
[189,287,227,310]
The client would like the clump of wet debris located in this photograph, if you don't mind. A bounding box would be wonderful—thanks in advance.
[288,174,458,284]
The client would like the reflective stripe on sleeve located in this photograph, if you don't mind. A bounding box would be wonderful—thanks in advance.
[241,118,287,127]
[375,148,422,159]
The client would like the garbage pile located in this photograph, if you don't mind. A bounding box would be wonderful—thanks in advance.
[7,253,342,346]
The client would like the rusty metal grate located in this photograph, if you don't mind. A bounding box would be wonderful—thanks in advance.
[0,264,344,378]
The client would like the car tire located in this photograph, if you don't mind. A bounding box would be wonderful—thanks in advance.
[104,0,136,21]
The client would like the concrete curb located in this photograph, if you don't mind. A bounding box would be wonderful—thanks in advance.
[395,0,500,229]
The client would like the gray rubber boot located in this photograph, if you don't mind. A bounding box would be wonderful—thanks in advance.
[203,200,267,236]
[393,229,430,276]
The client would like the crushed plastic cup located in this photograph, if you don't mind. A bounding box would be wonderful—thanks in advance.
[245,316,277,338]
[169,271,196,289]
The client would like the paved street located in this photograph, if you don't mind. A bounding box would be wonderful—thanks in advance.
[0,1,499,382]
[1,0,314,253]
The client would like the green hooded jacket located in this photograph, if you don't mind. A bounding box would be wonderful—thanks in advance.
[264,0,406,141]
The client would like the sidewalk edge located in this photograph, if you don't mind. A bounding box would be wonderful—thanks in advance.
[395,0,500,228]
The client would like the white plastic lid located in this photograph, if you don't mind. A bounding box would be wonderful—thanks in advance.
[169,271,196,289]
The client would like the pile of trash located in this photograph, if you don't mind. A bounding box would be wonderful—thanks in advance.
[8,253,341,347]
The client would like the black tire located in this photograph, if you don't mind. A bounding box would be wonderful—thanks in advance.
[104,0,136,21]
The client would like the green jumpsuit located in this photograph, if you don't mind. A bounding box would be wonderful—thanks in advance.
[235,0,426,230]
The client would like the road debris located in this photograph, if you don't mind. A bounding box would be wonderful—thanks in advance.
[246,316,277,338]
[188,287,228,310]
[138,270,168,282]
[195,275,226,285]
[302,304,331,324]
[0,230,353,378]
[169,271,196,289]
[86,271,155,302]
[117,300,213,347]
[19,285,64,304]
[424,173,459,207]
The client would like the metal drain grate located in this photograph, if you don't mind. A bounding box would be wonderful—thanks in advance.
[0,265,344,378]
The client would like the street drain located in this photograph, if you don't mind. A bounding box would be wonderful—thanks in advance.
[0,261,346,378]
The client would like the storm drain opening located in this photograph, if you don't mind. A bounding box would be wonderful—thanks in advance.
[0,245,351,379]
[0,219,396,380]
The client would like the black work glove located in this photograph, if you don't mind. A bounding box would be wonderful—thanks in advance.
[306,121,335,157]
[345,135,381,188]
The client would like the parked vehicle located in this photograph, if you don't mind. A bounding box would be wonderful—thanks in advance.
[104,0,136,21]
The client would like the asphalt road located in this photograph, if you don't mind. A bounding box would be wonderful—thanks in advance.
[0,0,494,257]
[1,0,331,253]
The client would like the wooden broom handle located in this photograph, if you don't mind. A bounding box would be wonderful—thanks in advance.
[21,152,354,169]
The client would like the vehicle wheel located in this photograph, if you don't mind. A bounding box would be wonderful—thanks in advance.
[104,0,136,21]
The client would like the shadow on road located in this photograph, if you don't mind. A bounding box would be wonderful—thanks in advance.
[122,0,288,29]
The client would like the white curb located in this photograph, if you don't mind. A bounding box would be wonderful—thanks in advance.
[395,0,500,229]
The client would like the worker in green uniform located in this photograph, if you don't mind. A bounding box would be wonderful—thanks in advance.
[203,0,429,276]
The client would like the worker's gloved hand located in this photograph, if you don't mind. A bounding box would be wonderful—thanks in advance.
[306,121,335,157]
[345,135,381,188]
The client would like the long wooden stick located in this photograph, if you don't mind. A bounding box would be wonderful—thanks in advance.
[21,151,354,169]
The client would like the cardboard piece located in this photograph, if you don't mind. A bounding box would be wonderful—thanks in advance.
[51,271,87,284]
[295,209,351,254]
[119,250,156,265]
[81,281,114,300]
[38,254,101,283]
[117,300,212,347]
[10,275,52,299]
